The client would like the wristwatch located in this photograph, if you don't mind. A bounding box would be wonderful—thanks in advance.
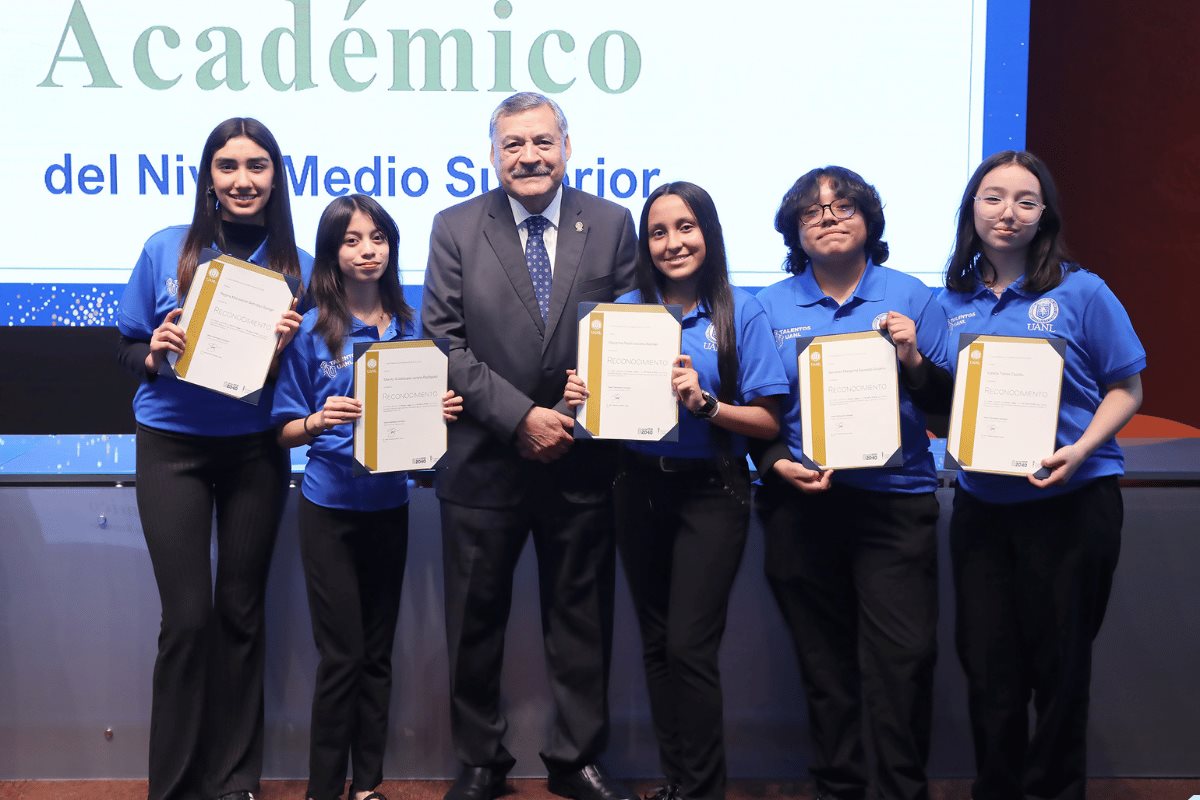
[692,389,719,419]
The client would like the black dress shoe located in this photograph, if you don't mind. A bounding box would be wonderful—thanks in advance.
[641,785,679,800]
[215,792,254,800]
[445,766,507,800]
[548,764,636,800]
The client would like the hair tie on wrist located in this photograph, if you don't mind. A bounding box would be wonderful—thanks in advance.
[304,413,322,437]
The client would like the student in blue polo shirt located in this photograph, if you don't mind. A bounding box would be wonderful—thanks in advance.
[565,181,787,800]
[938,150,1144,800]
[273,194,461,800]
[116,117,311,800]
[752,166,951,800]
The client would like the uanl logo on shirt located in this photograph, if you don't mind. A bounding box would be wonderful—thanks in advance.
[871,312,889,331]
[773,325,812,348]
[1027,298,1059,332]
[165,277,179,298]
[320,353,354,378]
[704,322,718,351]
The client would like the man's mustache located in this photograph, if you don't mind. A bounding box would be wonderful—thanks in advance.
[510,166,553,178]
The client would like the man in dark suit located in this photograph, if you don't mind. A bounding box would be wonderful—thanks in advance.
[421,92,638,800]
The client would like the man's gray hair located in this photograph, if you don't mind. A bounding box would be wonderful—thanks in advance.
[489,92,569,142]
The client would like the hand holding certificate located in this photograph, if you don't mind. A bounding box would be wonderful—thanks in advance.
[166,251,300,403]
[574,302,681,441]
[945,334,1065,477]
[795,330,903,470]
[352,339,449,474]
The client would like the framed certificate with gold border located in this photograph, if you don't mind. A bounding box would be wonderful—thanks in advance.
[165,250,300,404]
[574,302,681,442]
[351,338,449,475]
[945,333,1065,477]
[795,330,903,470]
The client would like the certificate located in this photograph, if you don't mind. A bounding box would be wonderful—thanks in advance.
[574,302,681,441]
[945,334,1065,477]
[352,338,449,474]
[166,250,299,404]
[795,330,903,470]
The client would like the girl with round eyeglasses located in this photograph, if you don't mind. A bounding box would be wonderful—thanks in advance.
[939,150,1144,800]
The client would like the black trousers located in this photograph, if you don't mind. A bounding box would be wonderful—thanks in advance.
[440,485,616,775]
[299,494,409,800]
[759,482,939,800]
[615,456,750,800]
[951,477,1122,800]
[135,424,290,800]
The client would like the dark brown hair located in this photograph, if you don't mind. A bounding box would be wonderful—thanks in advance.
[309,195,412,356]
[945,149,1075,293]
[178,118,301,297]
[774,166,889,274]
[636,181,739,404]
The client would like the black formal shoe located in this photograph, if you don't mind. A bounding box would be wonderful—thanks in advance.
[215,793,254,800]
[641,785,679,800]
[445,766,507,800]
[547,764,636,800]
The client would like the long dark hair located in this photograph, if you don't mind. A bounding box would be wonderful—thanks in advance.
[774,165,889,274]
[945,150,1075,293]
[178,117,301,298]
[636,182,739,404]
[309,194,412,356]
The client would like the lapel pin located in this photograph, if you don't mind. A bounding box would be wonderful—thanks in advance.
[575,221,584,233]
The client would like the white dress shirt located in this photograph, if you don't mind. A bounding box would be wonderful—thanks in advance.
[507,187,563,274]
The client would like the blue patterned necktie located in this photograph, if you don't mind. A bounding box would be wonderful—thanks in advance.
[525,214,552,321]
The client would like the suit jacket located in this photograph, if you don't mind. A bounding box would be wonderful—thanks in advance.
[422,186,638,508]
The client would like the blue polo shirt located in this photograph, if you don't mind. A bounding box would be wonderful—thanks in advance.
[756,261,950,494]
[938,265,1145,504]
[272,309,418,511]
[618,286,789,460]
[117,225,314,436]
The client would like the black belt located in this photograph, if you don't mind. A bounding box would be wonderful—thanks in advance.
[627,449,723,474]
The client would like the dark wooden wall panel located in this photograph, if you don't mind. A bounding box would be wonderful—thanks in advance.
[1027,0,1200,428]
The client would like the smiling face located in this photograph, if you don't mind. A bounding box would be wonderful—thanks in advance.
[338,209,389,286]
[490,104,571,213]
[210,135,274,224]
[646,193,707,289]
[973,162,1042,258]
[799,178,868,267]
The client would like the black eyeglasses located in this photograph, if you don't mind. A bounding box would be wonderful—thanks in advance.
[800,199,857,226]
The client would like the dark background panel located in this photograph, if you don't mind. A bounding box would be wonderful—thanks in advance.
[0,327,137,433]
[1026,0,1200,429]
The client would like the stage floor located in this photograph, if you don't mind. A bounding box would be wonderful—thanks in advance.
[1,778,1199,800]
